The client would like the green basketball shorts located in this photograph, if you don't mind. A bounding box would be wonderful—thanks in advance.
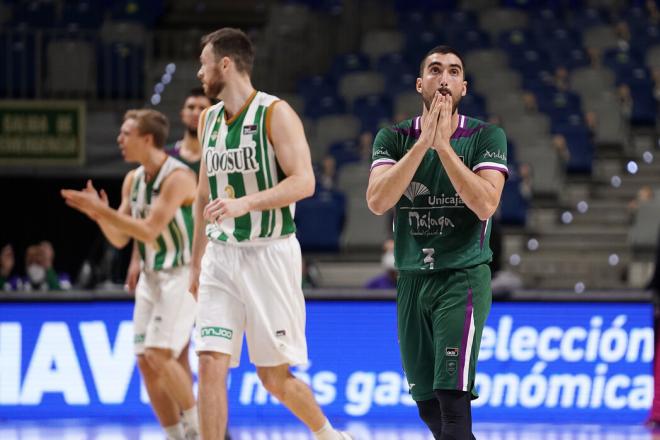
[397,263,492,401]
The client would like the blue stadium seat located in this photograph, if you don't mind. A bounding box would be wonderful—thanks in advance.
[460,93,488,121]
[603,48,644,75]
[500,178,528,226]
[498,29,536,54]
[329,53,370,81]
[630,24,660,49]
[295,188,346,252]
[59,1,104,29]
[328,139,361,170]
[96,42,145,100]
[629,87,658,126]
[403,30,443,70]
[0,32,36,98]
[110,0,163,27]
[298,75,336,102]
[385,71,417,99]
[376,52,413,82]
[569,7,607,30]
[304,93,346,119]
[446,28,491,53]
[509,48,553,76]
[10,0,56,28]
[353,94,393,134]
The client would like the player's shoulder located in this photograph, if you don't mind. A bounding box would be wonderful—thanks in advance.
[463,115,504,137]
[376,116,418,139]
[255,90,281,108]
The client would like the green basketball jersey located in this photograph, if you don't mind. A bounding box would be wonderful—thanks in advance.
[130,156,195,271]
[201,91,296,243]
[372,114,508,273]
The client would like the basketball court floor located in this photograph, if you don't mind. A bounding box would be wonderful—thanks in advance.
[1,419,657,440]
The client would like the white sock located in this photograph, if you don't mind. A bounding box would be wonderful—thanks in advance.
[182,405,199,434]
[164,422,186,440]
[313,419,340,440]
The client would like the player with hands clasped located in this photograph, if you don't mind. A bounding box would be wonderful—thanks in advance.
[367,46,509,440]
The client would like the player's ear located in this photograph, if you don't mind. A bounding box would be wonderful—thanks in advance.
[462,80,467,97]
[416,77,423,94]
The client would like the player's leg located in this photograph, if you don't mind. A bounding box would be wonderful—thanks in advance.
[396,273,440,435]
[134,273,184,437]
[144,267,198,411]
[198,351,231,440]
[256,364,326,429]
[241,236,349,439]
[137,354,182,432]
[143,347,195,410]
[195,243,245,440]
[177,342,193,382]
[431,264,492,440]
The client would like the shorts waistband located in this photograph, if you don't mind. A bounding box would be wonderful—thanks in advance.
[208,233,295,248]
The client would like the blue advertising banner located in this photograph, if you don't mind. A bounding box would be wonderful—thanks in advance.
[0,301,653,422]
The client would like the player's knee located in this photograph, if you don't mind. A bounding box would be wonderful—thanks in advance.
[256,369,286,400]
[416,398,443,439]
[144,347,171,370]
[435,390,471,438]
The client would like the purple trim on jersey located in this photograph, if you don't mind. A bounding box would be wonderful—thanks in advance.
[458,288,474,391]
[474,165,509,177]
[451,124,486,140]
[480,218,488,250]
[370,158,397,171]
[393,116,422,139]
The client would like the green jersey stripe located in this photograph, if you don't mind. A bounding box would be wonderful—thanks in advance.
[130,156,194,271]
[202,92,297,243]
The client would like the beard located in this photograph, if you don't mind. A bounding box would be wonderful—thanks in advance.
[204,70,225,98]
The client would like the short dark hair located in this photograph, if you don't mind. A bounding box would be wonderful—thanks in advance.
[201,28,255,76]
[419,45,466,76]
[124,109,169,149]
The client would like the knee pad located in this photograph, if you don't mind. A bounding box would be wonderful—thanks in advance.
[434,390,472,439]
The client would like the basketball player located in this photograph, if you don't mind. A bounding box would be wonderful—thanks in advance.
[189,28,351,440]
[366,46,508,439]
[62,109,200,440]
[124,88,214,386]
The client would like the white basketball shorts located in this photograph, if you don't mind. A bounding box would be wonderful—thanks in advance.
[195,235,308,368]
[133,265,196,357]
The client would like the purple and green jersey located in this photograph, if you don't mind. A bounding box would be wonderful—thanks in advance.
[371,114,508,274]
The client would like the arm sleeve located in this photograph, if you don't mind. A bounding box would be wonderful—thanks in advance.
[370,127,400,172]
[473,124,509,177]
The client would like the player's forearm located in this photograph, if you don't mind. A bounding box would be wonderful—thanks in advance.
[190,195,209,269]
[96,205,159,245]
[243,172,314,211]
[96,217,131,248]
[435,146,500,220]
[367,142,428,215]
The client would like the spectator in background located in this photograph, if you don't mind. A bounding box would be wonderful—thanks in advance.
[0,244,19,291]
[20,243,71,291]
[364,239,397,289]
[319,155,337,190]
[628,185,654,219]
[166,87,214,174]
[518,162,534,201]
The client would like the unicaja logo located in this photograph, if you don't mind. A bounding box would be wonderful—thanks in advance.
[201,326,233,340]
[404,182,430,202]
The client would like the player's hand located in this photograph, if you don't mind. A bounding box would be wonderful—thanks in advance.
[433,93,453,149]
[61,181,104,220]
[124,260,140,294]
[204,197,250,223]
[418,91,441,150]
[189,265,200,301]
